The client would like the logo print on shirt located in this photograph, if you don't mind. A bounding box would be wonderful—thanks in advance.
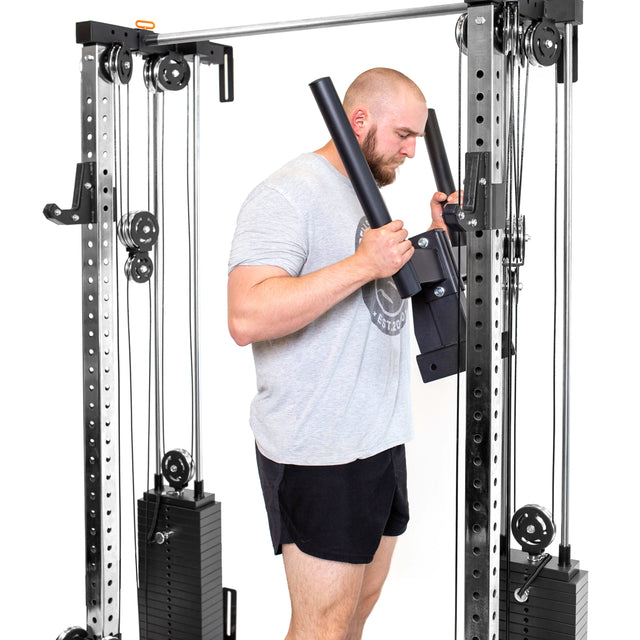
[355,217,408,336]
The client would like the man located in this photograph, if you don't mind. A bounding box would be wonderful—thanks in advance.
[228,68,454,640]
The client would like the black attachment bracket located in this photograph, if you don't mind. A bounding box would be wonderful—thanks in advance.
[43,162,96,225]
[223,588,238,639]
[460,151,489,229]
[410,228,466,383]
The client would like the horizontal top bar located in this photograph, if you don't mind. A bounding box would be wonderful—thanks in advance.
[146,3,467,46]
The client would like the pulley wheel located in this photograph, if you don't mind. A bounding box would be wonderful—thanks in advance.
[103,44,133,85]
[157,53,191,91]
[124,251,154,283]
[118,210,158,250]
[56,627,89,640]
[455,13,468,55]
[162,448,195,491]
[524,21,562,67]
[511,504,556,554]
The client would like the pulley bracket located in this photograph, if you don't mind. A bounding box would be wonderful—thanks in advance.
[76,20,234,101]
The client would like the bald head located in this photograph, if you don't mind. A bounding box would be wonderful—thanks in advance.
[343,68,426,119]
[315,68,427,186]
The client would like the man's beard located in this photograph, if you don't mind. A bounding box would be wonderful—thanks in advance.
[361,125,402,187]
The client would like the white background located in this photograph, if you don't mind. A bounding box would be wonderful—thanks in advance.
[1,1,637,638]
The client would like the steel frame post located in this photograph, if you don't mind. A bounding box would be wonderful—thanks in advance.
[80,44,121,639]
[463,4,508,640]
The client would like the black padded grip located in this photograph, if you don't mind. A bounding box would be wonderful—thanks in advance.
[309,76,421,299]
[425,108,455,197]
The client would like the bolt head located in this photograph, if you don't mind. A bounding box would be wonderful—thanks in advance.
[434,286,445,297]
[418,237,429,248]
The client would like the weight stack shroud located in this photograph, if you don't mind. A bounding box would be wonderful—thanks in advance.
[138,490,223,640]
[500,549,588,639]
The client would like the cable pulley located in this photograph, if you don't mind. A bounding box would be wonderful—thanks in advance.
[102,43,133,84]
[119,211,158,283]
[118,210,159,251]
[524,21,562,67]
[144,52,191,92]
[124,251,153,283]
[455,12,467,54]
[511,504,556,556]
[161,448,195,492]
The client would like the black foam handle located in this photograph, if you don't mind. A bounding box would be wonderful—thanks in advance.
[425,108,456,197]
[309,76,421,299]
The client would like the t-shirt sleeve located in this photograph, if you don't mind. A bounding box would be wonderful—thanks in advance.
[228,184,308,276]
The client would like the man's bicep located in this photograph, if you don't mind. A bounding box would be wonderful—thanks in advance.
[227,265,292,346]
[228,264,291,296]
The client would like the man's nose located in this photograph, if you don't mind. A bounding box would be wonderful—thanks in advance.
[402,137,417,158]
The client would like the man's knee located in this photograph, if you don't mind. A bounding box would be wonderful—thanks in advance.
[288,605,357,640]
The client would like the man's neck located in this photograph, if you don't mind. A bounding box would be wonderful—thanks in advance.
[313,141,347,178]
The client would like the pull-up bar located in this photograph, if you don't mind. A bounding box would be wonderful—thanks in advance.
[146,3,466,46]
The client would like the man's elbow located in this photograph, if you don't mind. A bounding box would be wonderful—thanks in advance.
[228,313,253,347]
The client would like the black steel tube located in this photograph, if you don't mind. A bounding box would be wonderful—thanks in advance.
[309,76,421,298]
[425,108,456,196]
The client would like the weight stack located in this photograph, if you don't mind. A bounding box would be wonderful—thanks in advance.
[138,489,224,640]
[500,549,588,639]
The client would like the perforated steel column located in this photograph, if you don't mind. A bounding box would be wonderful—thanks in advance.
[463,5,507,640]
[80,44,121,639]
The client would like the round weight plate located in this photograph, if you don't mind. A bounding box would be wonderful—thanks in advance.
[125,251,154,283]
[511,504,556,554]
[162,448,195,490]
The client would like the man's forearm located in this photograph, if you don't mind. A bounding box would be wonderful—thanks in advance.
[228,254,374,346]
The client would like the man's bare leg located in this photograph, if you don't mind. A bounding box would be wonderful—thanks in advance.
[282,543,365,640]
[282,536,398,640]
[344,536,397,640]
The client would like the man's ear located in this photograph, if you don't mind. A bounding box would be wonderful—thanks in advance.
[350,108,369,140]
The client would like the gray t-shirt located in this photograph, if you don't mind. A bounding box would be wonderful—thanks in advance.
[228,153,413,465]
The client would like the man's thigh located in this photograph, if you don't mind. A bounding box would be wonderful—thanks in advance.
[282,543,365,632]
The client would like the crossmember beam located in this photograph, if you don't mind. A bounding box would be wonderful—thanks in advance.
[146,3,466,46]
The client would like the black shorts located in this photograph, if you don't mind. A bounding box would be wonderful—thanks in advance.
[255,444,409,564]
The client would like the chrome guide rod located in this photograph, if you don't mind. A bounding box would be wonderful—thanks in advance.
[188,55,203,486]
[148,88,166,480]
[147,3,466,46]
[560,22,574,556]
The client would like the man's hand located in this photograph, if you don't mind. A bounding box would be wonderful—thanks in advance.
[354,219,415,281]
[428,190,463,232]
